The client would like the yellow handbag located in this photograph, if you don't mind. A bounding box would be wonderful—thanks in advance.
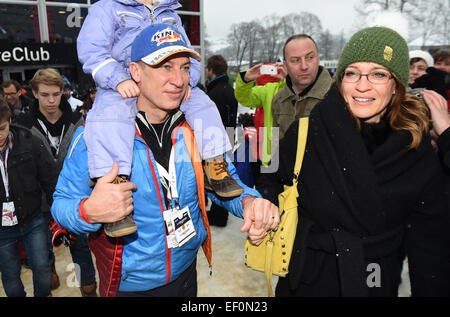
[245,117,309,297]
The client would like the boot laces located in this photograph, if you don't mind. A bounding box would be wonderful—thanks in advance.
[214,161,230,176]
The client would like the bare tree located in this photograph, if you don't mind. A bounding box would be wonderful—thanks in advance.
[220,11,336,72]
[257,14,286,63]
[225,20,267,71]
[354,0,412,13]
[409,0,450,46]
[227,22,249,71]
[203,25,214,60]
[283,12,323,41]
[320,29,333,60]
[243,21,264,67]
[334,29,347,59]
[352,0,450,47]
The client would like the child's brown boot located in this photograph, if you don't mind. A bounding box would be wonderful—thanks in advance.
[104,176,137,237]
[204,155,244,198]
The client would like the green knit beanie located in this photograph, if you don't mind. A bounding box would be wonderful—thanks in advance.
[336,26,410,87]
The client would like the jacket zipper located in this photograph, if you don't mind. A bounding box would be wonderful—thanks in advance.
[142,3,171,22]
[135,128,172,285]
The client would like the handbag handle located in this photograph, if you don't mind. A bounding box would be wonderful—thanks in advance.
[265,117,309,296]
[265,240,275,297]
[293,117,309,183]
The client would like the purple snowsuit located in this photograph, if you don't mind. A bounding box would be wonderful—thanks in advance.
[77,0,230,178]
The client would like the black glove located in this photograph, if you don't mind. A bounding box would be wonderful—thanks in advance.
[410,67,450,100]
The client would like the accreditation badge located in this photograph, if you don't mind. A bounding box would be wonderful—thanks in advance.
[2,201,18,227]
[163,208,179,249]
[164,206,197,248]
[172,206,196,247]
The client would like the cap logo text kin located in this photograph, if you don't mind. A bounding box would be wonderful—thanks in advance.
[152,28,182,46]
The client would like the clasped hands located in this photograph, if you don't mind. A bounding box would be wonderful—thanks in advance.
[83,163,280,246]
[241,197,280,246]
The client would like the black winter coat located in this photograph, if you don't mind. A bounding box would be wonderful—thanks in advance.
[259,84,450,297]
[0,124,58,228]
[437,127,450,171]
[206,75,238,129]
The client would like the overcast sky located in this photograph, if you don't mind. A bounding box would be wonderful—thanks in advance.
[203,0,359,50]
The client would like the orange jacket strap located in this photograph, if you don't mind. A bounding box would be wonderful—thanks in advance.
[180,122,212,269]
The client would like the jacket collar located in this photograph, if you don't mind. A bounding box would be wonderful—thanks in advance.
[114,0,182,10]
[135,109,184,142]
[206,74,228,91]
[279,66,333,102]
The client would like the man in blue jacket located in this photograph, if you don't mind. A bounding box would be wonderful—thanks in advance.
[51,23,279,297]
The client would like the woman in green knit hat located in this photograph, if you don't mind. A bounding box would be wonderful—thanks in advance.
[257,26,450,297]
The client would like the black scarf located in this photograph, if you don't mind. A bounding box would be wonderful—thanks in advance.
[360,115,391,154]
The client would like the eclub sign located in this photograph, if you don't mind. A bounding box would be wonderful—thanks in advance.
[0,43,77,66]
[0,47,50,63]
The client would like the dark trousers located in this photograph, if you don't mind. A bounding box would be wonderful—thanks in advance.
[116,260,197,297]
[0,214,51,297]
[207,202,228,227]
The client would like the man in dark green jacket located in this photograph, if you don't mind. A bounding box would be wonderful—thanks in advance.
[271,35,333,140]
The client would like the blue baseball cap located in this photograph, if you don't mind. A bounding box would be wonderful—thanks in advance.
[61,75,71,89]
[131,23,201,65]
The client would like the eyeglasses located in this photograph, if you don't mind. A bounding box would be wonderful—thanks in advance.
[341,71,393,84]
[3,91,18,96]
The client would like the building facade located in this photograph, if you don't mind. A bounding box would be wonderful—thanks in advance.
[0,0,204,97]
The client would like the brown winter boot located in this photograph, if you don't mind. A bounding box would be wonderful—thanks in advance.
[204,155,244,198]
[80,282,98,297]
[104,176,137,237]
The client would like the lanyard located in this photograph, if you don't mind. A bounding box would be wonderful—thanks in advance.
[155,147,178,207]
[0,146,10,200]
[155,125,180,209]
[37,119,65,156]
